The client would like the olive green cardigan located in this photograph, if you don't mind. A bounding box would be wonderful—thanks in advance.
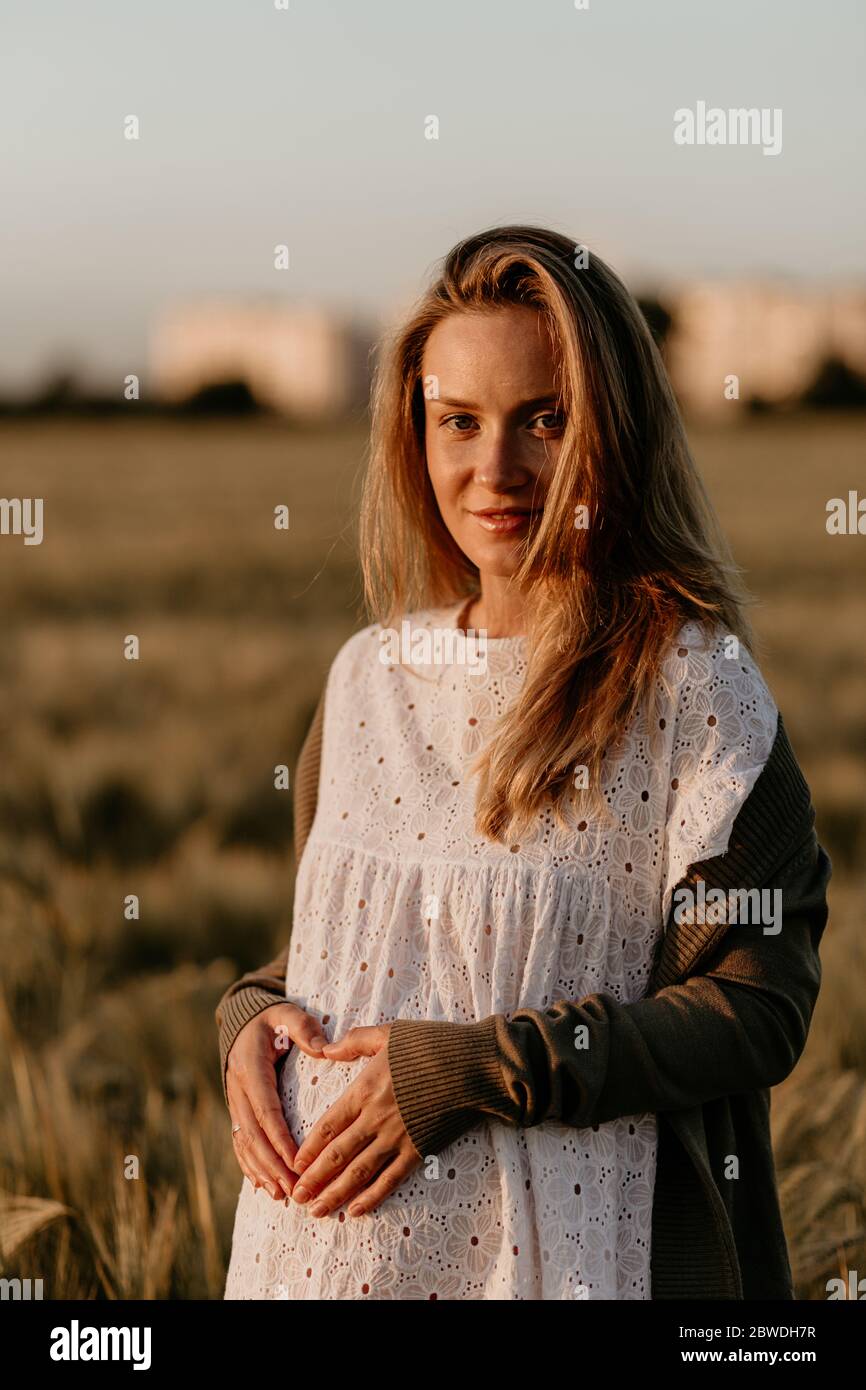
[216,692,831,1301]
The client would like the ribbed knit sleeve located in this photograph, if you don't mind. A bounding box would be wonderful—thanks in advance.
[387,1016,515,1156]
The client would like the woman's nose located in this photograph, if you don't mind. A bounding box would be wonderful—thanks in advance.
[472,429,528,491]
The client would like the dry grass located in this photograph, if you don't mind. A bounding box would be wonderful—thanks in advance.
[0,412,863,1298]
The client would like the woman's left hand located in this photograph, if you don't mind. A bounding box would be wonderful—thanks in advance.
[289,1023,421,1218]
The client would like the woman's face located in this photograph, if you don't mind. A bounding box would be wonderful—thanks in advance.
[422,304,564,580]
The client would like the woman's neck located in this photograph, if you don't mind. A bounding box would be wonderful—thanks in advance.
[461,583,529,638]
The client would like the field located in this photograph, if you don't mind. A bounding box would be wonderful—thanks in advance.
[0,413,864,1298]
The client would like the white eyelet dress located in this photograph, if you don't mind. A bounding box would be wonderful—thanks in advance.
[224,602,778,1300]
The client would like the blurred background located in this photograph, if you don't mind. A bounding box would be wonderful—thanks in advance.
[0,0,864,1299]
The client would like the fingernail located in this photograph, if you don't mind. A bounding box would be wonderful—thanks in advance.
[267,1184,279,1199]
[309,1201,328,1217]
[293,1185,310,1204]
[293,1158,308,1174]
[347,1204,363,1218]
[280,1179,293,1198]
[310,1034,327,1050]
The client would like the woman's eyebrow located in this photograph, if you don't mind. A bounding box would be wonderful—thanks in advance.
[430,394,560,411]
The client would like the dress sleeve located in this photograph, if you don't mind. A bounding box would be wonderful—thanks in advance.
[657,623,779,925]
[214,687,326,1106]
[387,633,829,1159]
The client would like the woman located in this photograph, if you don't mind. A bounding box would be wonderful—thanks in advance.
[216,225,830,1300]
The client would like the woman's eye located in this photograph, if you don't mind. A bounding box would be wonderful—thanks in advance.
[442,414,477,432]
[530,412,565,432]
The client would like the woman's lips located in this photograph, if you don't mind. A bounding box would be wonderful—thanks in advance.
[470,509,540,534]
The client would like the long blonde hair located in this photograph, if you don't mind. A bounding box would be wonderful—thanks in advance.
[359,225,754,841]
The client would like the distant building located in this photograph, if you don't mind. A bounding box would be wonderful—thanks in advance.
[664,282,866,416]
[150,302,373,418]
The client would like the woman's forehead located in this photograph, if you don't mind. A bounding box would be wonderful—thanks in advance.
[422,307,557,390]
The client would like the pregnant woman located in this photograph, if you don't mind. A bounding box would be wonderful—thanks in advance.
[216,225,830,1300]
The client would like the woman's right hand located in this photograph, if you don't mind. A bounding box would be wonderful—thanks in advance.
[226,1002,328,1200]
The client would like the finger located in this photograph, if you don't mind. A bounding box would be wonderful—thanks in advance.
[289,1115,373,1204]
[268,1004,331,1059]
[232,1129,295,1200]
[320,1026,385,1062]
[241,1053,301,1175]
[229,1125,274,1196]
[227,1090,277,1194]
[346,1156,416,1217]
[231,1125,286,1199]
[292,1089,361,1181]
[230,1083,297,1199]
[303,1141,399,1217]
[228,1126,261,1189]
[238,1155,269,1194]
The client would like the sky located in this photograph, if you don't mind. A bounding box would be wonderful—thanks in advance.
[2,0,864,391]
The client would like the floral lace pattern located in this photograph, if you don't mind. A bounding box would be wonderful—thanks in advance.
[224,604,778,1300]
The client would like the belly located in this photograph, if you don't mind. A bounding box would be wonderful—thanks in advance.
[278,1042,372,1150]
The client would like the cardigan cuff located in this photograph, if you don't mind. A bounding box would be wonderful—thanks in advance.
[217,985,285,1106]
[387,1015,513,1158]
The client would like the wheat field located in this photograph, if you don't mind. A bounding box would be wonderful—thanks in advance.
[0,413,863,1299]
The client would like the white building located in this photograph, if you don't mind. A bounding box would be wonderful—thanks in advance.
[664,282,866,416]
[150,302,372,418]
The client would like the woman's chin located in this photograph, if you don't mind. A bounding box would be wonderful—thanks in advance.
[462,538,528,577]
